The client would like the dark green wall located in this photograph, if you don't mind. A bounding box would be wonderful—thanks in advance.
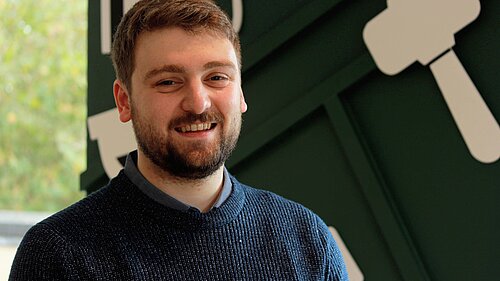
[83,1,500,280]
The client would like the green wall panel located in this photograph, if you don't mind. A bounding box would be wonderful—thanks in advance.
[239,0,383,135]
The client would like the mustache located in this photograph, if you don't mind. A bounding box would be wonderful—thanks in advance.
[169,111,224,129]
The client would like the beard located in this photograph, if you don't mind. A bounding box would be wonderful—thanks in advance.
[131,106,241,180]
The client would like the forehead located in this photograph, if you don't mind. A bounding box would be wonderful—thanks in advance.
[133,27,238,74]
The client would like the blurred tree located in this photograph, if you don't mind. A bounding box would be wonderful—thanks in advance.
[0,0,87,211]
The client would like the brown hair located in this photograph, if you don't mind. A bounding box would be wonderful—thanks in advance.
[110,0,241,91]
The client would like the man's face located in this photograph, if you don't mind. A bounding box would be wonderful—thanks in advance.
[116,27,247,179]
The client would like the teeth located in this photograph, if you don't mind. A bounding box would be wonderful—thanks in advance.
[179,123,212,132]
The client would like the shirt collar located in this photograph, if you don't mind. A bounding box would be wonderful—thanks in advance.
[124,151,232,212]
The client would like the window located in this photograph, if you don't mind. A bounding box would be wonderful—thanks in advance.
[0,1,87,278]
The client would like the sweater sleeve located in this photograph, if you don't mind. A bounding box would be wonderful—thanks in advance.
[9,224,76,281]
[316,216,349,281]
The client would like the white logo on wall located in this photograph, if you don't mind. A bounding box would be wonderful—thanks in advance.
[88,108,136,179]
[363,0,500,163]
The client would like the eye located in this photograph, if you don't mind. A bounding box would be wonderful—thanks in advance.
[155,79,183,93]
[158,80,176,86]
[210,75,227,81]
[205,74,230,87]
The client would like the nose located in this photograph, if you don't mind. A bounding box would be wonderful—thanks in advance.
[181,80,211,114]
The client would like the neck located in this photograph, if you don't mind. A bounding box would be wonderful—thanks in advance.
[137,151,224,213]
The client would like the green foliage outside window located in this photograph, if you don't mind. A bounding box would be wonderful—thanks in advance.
[0,0,87,211]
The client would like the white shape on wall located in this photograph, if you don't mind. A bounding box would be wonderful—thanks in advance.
[363,0,500,163]
[329,226,364,281]
[231,0,244,33]
[87,108,136,178]
[100,0,111,54]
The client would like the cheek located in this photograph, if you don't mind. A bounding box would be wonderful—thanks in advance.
[215,91,243,114]
[146,95,179,117]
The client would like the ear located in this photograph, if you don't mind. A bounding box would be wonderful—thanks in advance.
[240,90,248,113]
[113,79,132,122]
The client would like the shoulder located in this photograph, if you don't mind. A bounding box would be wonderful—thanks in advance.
[231,176,349,280]
[22,172,131,244]
[9,174,130,279]
[9,206,94,280]
[232,175,317,218]
[231,175,329,239]
[42,183,113,230]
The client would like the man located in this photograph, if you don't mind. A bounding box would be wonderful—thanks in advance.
[10,0,348,280]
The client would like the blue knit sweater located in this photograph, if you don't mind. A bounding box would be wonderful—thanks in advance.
[10,172,348,280]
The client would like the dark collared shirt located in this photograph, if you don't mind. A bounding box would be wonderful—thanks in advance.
[124,151,232,212]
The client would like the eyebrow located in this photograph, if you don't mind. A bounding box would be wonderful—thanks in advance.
[144,65,186,81]
[143,61,237,81]
[203,61,236,71]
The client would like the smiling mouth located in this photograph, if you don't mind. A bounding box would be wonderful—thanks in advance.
[175,122,217,133]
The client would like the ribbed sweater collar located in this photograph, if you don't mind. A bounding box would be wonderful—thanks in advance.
[105,171,246,231]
